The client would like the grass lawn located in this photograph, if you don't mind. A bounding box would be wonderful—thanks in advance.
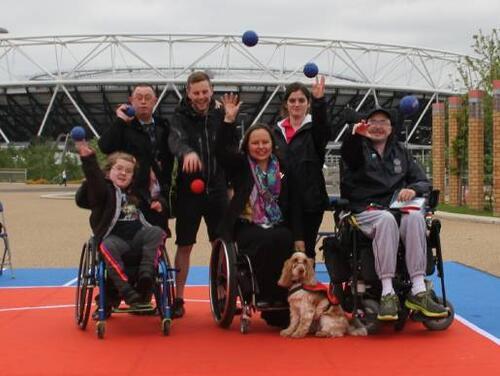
[437,203,495,217]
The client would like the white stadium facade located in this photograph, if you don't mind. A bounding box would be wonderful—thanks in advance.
[0,33,475,150]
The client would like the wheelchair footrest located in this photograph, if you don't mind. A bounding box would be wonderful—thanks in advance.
[112,304,155,314]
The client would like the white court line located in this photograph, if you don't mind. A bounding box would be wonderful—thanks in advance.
[455,314,500,346]
[0,304,75,312]
[4,305,497,346]
[63,277,78,286]
[0,298,209,313]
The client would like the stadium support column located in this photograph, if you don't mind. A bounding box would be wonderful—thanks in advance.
[447,97,462,205]
[432,102,445,196]
[468,90,485,210]
[493,81,500,216]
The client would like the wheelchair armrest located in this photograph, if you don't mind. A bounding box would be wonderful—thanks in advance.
[328,196,350,211]
[427,189,440,210]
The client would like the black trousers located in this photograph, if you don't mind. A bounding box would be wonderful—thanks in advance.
[302,211,324,260]
[234,222,293,302]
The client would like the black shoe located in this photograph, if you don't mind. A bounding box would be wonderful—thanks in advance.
[122,288,142,307]
[136,272,154,300]
[172,297,185,318]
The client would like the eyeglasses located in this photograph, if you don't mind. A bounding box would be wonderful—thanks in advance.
[367,119,391,126]
[112,165,134,175]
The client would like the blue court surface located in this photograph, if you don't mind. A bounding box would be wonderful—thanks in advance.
[1,261,498,342]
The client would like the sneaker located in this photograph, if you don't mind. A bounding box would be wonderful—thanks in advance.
[172,297,185,318]
[405,291,449,318]
[377,293,400,321]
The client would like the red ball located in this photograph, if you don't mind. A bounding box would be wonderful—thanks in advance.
[190,178,205,194]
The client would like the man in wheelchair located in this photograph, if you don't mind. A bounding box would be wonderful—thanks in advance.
[75,140,166,313]
[340,107,448,321]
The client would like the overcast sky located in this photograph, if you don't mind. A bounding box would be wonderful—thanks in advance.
[2,0,499,56]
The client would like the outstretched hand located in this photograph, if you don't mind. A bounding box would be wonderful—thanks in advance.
[311,75,325,99]
[74,140,94,157]
[352,120,370,137]
[221,93,242,123]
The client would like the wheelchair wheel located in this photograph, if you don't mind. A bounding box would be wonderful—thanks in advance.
[209,239,238,328]
[358,299,380,335]
[422,298,455,331]
[155,246,175,325]
[75,239,96,330]
[161,318,171,336]
[96,321,105,339]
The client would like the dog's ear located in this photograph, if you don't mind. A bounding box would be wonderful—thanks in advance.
[303,257,317,285]
[278,258,293,288]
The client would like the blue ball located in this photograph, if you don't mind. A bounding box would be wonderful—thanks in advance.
[303,62,319,78]
[70,126,86,141]
[242,30,259,47]
[124,105,136,117]
[399,95,419,116]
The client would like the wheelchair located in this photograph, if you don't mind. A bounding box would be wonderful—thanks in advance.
[0,201,14,278]
[75,237,176,339]
[208,238,289,334]
[322,190,455,334]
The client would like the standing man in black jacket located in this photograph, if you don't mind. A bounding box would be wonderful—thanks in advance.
[168,71,239,318]
[99,84,173,232]
[341,107,448,322]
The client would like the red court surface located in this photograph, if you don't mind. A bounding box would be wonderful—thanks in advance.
[0,286,498,376]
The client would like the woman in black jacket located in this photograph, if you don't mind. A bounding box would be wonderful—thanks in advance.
[216,105,295,307]
[273,76,330,259]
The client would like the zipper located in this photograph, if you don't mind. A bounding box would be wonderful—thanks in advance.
[204,115,211,191]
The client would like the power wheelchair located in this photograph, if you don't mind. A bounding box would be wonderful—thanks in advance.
[321,190,455,334]
[75,237,176,339]
[209,238,289,334]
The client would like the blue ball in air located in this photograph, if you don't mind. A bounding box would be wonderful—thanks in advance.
[70,126,86,141]
[303,62,319,78]
[399,95,420,116]
[242,30,259,47]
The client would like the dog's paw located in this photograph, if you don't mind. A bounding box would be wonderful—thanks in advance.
[290,332,307,339]
[280,329,293,337]
[315,330,332,338]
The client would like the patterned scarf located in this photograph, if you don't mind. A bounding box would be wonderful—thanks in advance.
[248,154,283,226]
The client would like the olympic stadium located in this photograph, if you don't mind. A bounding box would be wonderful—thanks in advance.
[0,33,473,148]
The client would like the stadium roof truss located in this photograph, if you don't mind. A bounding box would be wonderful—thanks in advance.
[0,33,478,144]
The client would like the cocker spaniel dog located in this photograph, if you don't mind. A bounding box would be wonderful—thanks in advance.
[278,252,367,338]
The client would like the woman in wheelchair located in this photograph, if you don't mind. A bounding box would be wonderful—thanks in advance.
[340,107,448,321]
[216,98,297,313]
[75,140,166,312]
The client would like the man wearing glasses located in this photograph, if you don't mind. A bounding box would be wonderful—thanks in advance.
[340,107,448,322]
[99,84,173,232]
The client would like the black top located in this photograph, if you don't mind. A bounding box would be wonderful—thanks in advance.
[215,123,300,242]
[340,129,430,213]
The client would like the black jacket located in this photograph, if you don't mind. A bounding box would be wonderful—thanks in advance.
[340,130,430,213]
[98,116,173,206]
[169,98,228,191]
[273,97,330,214]
[215,123,300,242]
[75,154,150,241]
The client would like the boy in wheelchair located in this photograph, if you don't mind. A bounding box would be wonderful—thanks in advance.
[339,107,448,321]
[75,140,166,313]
